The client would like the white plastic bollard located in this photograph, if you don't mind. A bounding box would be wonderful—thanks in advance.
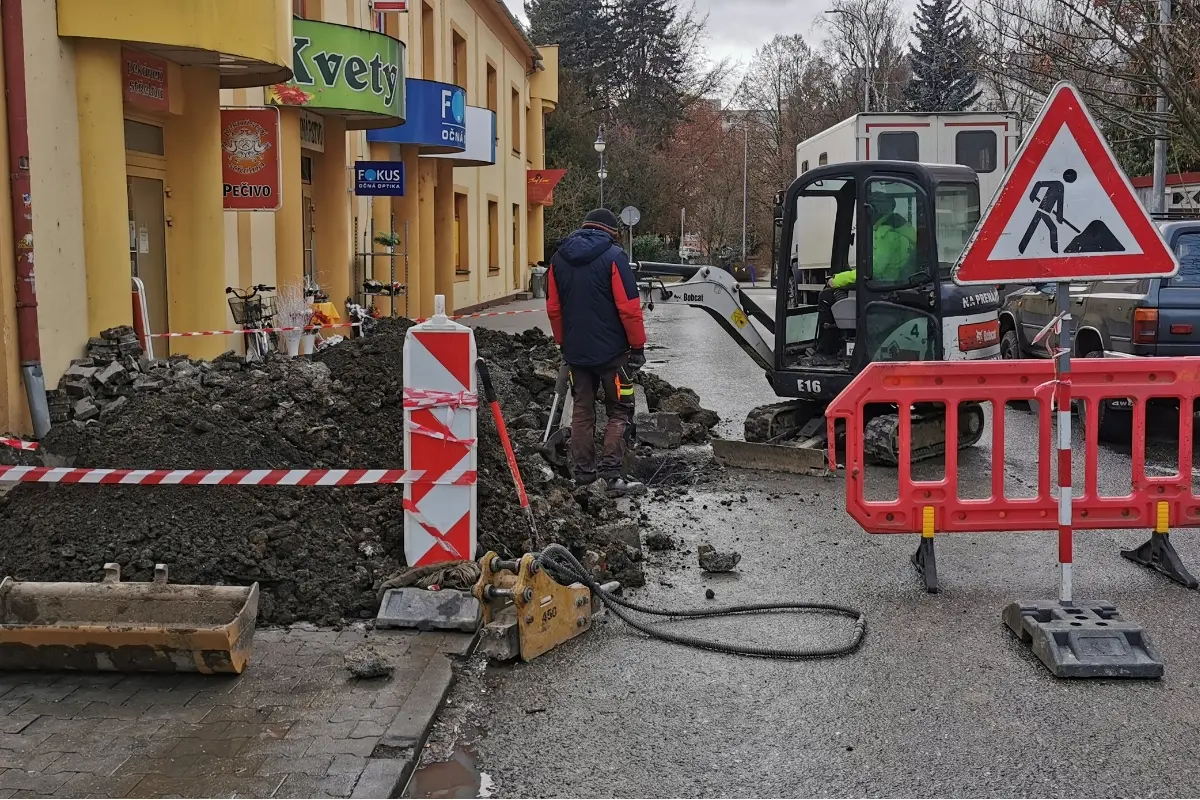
[402,293,479,567]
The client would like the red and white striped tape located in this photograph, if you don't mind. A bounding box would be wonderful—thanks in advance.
[402,388,478,410]
[148,323,360,338]
[402,497,467,560]
[0,437,38,451]
[0,466,476,486]
[415,308,539,324]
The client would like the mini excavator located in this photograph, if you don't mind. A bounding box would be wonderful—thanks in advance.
[636,161,1004,473]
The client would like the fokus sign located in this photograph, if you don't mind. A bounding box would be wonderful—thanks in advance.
[267,19,405,129]
[365,79,466,154]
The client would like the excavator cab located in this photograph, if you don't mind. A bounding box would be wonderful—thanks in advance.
[633,160,1000,472]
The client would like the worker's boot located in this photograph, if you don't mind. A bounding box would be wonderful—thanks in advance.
[606,477,646,496]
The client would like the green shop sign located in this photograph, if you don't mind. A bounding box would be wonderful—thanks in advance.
[267,19,405,129]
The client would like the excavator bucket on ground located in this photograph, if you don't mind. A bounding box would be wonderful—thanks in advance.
[711,439,831,476]
[0,564,259,674]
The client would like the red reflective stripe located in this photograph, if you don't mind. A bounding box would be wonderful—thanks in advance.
[610,263,646,348]
[546,265,564,344]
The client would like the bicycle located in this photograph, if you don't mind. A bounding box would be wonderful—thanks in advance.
[225,284,277,362]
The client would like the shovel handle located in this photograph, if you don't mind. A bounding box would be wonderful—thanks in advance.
[477,359,498,403]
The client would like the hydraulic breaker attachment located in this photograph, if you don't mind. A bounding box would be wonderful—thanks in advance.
[473,551,616,662]
[0,564,259,674]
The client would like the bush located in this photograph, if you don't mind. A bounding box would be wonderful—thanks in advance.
[632,234,679,264]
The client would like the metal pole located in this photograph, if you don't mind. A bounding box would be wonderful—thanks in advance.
[1151,0,1170,215]
[1055,281,1073,604]
[741,120,748,266]
[680,207,685,255]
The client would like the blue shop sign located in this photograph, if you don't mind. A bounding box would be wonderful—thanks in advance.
[366,79,466,152]
[354,161,405,196]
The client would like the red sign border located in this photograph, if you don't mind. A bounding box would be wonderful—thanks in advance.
[220,107,283,212]
[953,82,1179,285]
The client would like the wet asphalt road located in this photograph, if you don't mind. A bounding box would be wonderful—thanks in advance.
[428,293,1200,798]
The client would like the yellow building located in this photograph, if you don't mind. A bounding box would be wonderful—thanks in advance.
[222,0,559,323]
[0,0,558,436]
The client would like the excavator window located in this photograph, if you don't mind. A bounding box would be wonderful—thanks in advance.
[935,182,981,273]
[863,177,929,287]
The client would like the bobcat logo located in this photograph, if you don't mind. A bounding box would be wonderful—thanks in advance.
[222,120,272,175]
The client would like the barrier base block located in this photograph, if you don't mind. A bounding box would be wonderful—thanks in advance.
[1121,532,1198,590]
[911,536,939,594]
[1002,600,1163,679]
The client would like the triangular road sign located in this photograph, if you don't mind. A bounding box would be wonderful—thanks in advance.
[954,82,1179,285]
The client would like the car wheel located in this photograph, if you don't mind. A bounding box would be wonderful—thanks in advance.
[1000,328,1020,360]
[1080,348,1132,443]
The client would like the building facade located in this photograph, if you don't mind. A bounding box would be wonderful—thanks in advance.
[0,0,558,436]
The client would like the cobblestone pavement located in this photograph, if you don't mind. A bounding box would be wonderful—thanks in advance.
[0,626,470,798]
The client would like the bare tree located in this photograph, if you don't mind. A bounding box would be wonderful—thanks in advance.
[821,0,910,112]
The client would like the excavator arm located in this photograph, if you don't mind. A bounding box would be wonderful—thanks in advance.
[634,262,775,373]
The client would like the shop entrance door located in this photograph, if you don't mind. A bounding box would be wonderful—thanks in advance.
[127,171,168,358]
[302,156,316,288]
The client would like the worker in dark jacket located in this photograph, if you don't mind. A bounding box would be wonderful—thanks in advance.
[546,209,647,494]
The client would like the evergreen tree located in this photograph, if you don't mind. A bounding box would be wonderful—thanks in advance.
[902,0,981,112]
[610,0,687,128]
[526,0,617,102]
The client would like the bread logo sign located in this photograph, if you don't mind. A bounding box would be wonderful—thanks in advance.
[223,118,272,175]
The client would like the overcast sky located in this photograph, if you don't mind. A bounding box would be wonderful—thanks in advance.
[502,0,923,73]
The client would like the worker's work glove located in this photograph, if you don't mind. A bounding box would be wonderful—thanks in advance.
[626,348,646,373]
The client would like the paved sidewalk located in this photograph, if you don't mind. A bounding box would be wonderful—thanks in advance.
[0,626,469,798]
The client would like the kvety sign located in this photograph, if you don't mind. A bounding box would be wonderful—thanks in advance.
[122,48,169,113]
[221,108,282,211]
[266,19,404,126]
[354,160,406,196]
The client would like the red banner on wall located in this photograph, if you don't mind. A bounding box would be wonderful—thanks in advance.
[221,108,282,212]
[122,48,170,112]
[527,169,567,206]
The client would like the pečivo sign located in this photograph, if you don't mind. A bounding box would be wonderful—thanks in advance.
[267,19,404,126]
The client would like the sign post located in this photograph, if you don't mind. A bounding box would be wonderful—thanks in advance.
[953,81,1178,678]
[620,205,641,259]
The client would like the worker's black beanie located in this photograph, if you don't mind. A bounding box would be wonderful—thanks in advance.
[582,208,620,236]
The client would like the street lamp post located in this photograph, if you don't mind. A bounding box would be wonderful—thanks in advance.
[594,125,607,208]
[741,115,748,269]
[826,8,871,112]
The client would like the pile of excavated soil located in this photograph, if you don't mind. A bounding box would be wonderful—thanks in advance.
[0,321,718,625]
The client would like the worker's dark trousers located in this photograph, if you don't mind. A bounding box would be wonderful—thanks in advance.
[568,354,634,483]
[815,286,849,355]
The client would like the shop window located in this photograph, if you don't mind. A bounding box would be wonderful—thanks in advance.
[292,0,322,19]
[525,105,536,162]
[455,192,470,276]
[292,0,306,18]
[818,152,828,166]
[422,3,435,80]
[511,203,521,287]
[955,130,997,173]
[486,63,498,114]
[301,155,314,184]
[878,131,920,162]
[452,30,467,90]
[510,87,521,154]
[488,200,499,273]
[124,119,164,156]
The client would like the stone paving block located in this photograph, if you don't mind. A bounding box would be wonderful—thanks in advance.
[169,736,248,758]
[51,674,124,691]
[379,653,454,748]
[222,721,292,741]
[0,752,60,772]
[120,754,199,775]
[275,771,358,798]
[348,721,387,740]
[74,703,142,721]
[53,772,142,798]
[128,773,285,799]
[326,754,368,775]
[0,701,27,719]
[0,687,73,705]
[92,719,164,739]
[292,721,355,740]
[0,719,36,736]
[377,588,482,632]
[257,753,333,776]
[125,688,199,709]
[136,704,209,722]
[267,707,328,726]
[20,718,101,737]
[306,736,377,758]
[62,686,139,705]
[182,754,266,778]
[41,750,131,777]
[0,770,74,794]
[199,705,273,724]
[438,632,478,657]
[237,735,313,759]
[327,707,397,725]
[13,701,89,721]
[0,734,50,754]
[349,758,406,799]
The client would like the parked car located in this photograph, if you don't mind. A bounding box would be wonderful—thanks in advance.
[999,220,1200,439]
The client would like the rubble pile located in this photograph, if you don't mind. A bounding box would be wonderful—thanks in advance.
[0,319,718,625]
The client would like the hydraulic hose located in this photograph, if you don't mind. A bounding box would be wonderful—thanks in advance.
[534,544,866,660]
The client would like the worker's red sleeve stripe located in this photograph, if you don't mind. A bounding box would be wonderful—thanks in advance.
[546,265,564,344]
[610,262,646,348]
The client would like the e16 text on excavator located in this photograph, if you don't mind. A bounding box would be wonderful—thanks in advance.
[635,160,1003,473]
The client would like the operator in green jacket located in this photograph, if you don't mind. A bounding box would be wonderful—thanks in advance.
[811,192,917,361]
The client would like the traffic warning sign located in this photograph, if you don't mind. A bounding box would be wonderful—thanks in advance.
[954,82,1179,285]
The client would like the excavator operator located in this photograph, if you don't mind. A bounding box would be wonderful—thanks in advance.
[809,191,917,363]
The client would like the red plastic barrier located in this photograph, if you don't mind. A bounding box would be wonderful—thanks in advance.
[826,357,1200,535]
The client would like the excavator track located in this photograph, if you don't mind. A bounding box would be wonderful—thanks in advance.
[863,402,986,467]
[744,400,823,443]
